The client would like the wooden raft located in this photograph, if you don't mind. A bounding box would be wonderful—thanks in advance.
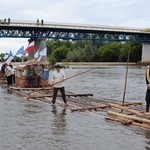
[7,86,150,130]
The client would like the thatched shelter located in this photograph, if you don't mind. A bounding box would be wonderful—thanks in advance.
[15,59,50,88]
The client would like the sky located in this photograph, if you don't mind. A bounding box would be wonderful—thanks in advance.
[0,0,150,55]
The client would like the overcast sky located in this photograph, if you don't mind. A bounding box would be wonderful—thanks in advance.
[0,0,150,54]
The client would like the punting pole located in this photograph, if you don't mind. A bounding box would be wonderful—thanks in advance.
[50,67,96,86]
[122,44,131,106]
[28,67,96,95]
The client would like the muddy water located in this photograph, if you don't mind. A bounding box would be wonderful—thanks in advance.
[0,65,150,150]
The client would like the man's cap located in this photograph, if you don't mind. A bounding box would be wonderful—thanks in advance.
[55,65,62,68]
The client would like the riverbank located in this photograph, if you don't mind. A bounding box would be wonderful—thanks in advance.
[60,62,136,66]
[2,60,150,67]
[9,61,136,67]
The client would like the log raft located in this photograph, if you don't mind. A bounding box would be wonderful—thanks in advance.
[4,85,150,130]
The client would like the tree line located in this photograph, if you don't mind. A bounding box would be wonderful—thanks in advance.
[0,40,142,63]
[47,40,142,64]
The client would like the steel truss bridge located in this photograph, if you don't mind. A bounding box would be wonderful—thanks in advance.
[0,19,150,44]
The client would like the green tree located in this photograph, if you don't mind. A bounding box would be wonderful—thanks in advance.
[119,42,142,62]
[0,53,5,62]
[66,48,84,62]
[48,56,57,67]
[98,42,122,62]
[46,39,60,56]
[119,43,128,62]
[51,45,69,62]
[130,42,142,62]
[83,44,99,62]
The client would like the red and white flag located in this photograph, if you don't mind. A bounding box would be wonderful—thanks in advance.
[23,41,35,56]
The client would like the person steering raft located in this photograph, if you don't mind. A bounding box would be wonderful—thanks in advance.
[51,65,67,107]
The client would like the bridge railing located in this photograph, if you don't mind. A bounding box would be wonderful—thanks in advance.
[0,18,148,33]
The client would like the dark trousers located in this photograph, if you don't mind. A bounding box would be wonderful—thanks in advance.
[146,101,150,112]
[52,87,67,104]
[12,74,15,84]
[27,76,35,87]
[35,75,41,87]
[7,75,12,86]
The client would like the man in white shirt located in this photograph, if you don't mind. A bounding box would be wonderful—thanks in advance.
[51,65,67,106]
[5,63,12,86]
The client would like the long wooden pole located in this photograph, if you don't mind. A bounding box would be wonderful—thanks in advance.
[28,67,96,95]
[122,44,131,105]
[50,67,96,86]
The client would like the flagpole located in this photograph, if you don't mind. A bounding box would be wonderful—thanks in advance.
[21,56,24,62]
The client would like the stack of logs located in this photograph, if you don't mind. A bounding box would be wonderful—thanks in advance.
[105,103,150,130]
[71,102,150,130]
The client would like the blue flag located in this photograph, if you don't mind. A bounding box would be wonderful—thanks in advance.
[6,50,13,64]
[40,71,49,80]
[16,46,24,55]
[8,50,13,57]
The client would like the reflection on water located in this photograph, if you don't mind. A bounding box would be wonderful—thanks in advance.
[7,88,13,94]
[0,65,150,150]
[50,107,69,149]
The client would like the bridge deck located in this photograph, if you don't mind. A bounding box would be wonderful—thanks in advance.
[0,19,150,43]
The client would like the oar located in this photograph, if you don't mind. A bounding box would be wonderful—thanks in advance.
[50,67,96,87]
[28,67,96,96]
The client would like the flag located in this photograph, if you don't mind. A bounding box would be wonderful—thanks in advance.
[34,49,39,58]
[23,41,35,56]
[40,71,49,80]
[39,48,47,56]
[37,48,47,61]
[6,50,13,64]
[16,46,24,55]
[3,53,9,60]
[37,55,42,62]
[8,50,13,57]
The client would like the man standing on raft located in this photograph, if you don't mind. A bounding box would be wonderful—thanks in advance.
[51,65,67,106]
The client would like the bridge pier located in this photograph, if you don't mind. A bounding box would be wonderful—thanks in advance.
[28,38,47,61]
[141,43,150,62]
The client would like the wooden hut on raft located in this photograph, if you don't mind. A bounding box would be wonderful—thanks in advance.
[15,59,50,88]
[0,71,3,78]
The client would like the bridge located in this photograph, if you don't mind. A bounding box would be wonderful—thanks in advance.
[0,18,150,61]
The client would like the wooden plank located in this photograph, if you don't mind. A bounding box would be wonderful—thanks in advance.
[71,104,109,112]
[9,87,52,90]
[137,112,150,119]
[108,103,141,115]
[132,122,150,129]
[121,102,142,106]
[107,111,150,124]
[105,117,133,125]
[105,117,150,129]
[29,93,93,98]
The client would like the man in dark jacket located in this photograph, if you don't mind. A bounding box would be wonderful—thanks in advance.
[145,66,150,112]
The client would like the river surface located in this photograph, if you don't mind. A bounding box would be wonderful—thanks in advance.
[0,65,150,150]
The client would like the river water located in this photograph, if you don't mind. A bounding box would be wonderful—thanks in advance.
[0,65,150,150]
